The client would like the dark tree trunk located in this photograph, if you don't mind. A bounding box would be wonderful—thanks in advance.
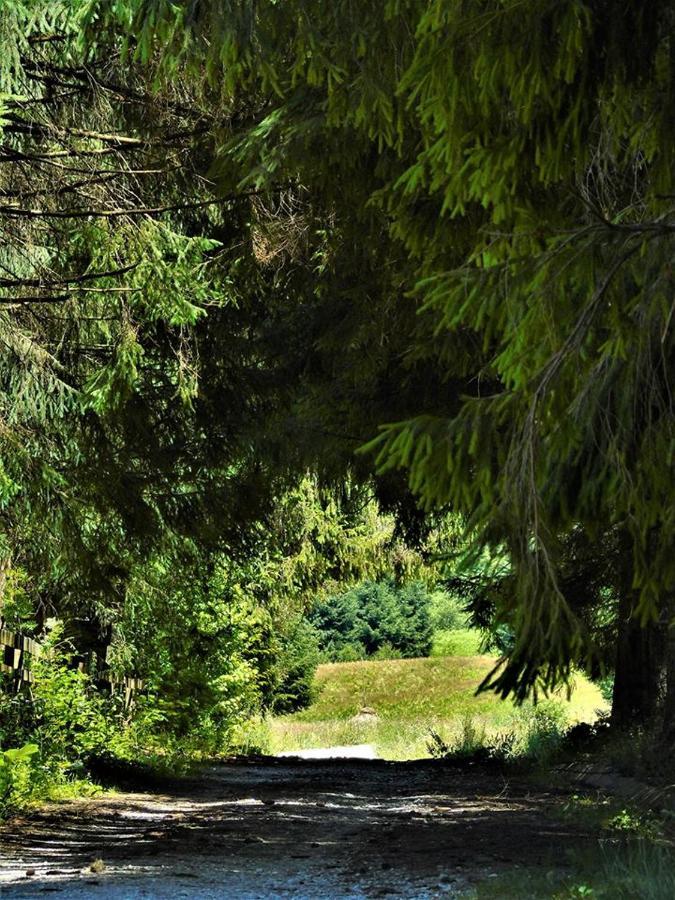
[611,605,664,728]
[659,595,675,747]
[610,530,666,730]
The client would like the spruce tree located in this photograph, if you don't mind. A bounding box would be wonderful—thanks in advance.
[85,0,675,737]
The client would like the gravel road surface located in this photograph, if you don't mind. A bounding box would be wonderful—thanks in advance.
[0,757,593,898]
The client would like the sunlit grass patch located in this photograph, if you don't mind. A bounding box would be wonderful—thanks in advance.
[431,628,484,656]
[269,655,607,760]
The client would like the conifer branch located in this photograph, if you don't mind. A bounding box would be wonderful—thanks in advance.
[0,191,269,220]
[0,263,138,290]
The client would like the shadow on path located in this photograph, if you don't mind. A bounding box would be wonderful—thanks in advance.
[0,758,595,898]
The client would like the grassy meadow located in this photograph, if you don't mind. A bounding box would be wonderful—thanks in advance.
[268,644,607,759]
[431,628,484,657]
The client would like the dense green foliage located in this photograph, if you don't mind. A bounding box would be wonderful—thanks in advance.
[310,580,433,662]
[0,0,673,810]
[1,476,416,795]
[74,0,673,719]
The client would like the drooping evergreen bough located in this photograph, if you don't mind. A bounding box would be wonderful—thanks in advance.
[80,0,674,741]
[1,2,673,744]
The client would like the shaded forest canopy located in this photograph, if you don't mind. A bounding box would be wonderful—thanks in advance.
[0,0,673,789]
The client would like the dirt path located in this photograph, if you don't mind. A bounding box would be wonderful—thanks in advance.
[276,745,378,760]
[0,758,594,898]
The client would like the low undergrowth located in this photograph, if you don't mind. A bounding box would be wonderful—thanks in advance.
[427,701,577,769]
[0,740,104,816]
[475,799,675,900]
[473,841,675,899]
[1,632,195,817]
[474,762,675,899]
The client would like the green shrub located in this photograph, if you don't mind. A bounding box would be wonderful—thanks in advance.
[372,642,404,660]
[226,718,271,757]
[30,659,114,764]
[333,643,367,662]
[427,700,571,768]
[1,630,157,814]
[429,715,488,759]
[310,579,433,661]
[2,630,119,761]
[428,590,468,631]
[517,700,570,766]
[0,743,39,812]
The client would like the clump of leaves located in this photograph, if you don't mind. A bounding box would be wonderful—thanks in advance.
[0,743,39,814]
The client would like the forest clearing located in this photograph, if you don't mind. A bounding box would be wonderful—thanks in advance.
[269,656,606,760]
[1,1,675,896]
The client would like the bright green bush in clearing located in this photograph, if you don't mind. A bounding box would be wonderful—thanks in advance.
[310,579,433,661]
[428,591,469,632]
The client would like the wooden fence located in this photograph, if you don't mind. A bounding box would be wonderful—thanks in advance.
[0,627,41,683]
[0,625,143,707]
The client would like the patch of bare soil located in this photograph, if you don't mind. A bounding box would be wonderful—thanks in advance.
[0,758,595,898]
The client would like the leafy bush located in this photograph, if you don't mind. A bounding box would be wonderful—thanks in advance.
[518,700,570,766]
[372,642,404,660]
[428,590,468,631]
[427,700,571,768]
[1,630,159,815]
[1,630,118,763]
[227,718,271,756]
[0,743,39,812]
[272,620,320,714]
[333,643,367,662]
[30,656,114,764]
[310,579,433,661]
